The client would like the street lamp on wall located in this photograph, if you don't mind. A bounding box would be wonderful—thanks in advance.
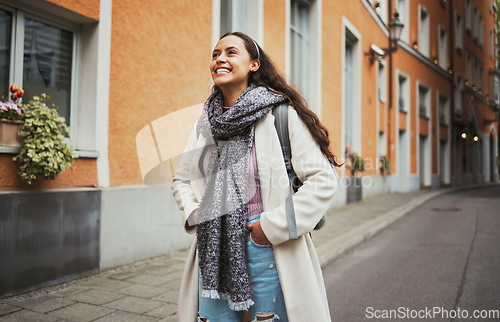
[365,11,405,64]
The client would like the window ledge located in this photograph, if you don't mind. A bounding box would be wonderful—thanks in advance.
[0,146,19,154]
[0,147,99,159]
[75,150,99,158]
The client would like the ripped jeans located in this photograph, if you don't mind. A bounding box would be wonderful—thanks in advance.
[198,214,288,321]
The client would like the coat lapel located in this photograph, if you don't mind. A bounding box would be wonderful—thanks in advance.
[189,134,207,202]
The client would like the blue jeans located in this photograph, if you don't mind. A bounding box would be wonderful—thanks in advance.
[198,214,288,321]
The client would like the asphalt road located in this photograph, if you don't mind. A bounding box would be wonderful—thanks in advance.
[323,185,500,321]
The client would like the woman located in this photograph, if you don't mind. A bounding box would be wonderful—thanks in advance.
[172,32,339,321]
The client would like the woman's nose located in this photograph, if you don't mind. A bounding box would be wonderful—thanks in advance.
[216,53,227,62]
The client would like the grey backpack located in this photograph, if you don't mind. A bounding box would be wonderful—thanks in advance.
[272,103,326,240]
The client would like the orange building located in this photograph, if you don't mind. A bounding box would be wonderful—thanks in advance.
[0,0,498,297]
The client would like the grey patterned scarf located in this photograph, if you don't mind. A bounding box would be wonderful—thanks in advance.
[196,85,286,311]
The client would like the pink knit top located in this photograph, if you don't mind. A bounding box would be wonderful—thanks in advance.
[200,140,264,218]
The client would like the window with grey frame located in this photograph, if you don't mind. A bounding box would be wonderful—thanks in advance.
[419,6,429,57]
[438,94,448,125]
[290,0,310,98]
[455,74,463,114]
[0,9,12,99]
[1,7,75,126]
[465,0,471,32]
[438,25,447,69]
[398,75,407,111]
[344,36,354,148]
[455,12,463,51]
[220,0,260,39]
[378,62,386,102]
[418,85,428,117]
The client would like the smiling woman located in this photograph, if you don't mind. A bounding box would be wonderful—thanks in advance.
[172,32,339,322]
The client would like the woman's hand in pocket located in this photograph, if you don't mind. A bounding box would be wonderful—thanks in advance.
[248,220,271,246]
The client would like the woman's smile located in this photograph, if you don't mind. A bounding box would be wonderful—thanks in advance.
[214,67,232,75]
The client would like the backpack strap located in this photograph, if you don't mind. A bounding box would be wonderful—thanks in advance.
[272,103,298,240]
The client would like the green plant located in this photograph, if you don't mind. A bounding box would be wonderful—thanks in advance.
[13,94,78,184]
[379,156,391,175]
[345,145,365,176]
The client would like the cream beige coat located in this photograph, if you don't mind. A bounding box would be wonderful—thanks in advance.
[172,107,337,321]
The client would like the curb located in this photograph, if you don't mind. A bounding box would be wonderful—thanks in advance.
[317,183,498,268]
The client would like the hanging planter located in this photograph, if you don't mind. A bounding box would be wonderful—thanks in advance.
[0,118,23,147]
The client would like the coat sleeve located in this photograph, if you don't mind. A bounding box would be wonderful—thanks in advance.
[260,108,338,245]
[171,121,200,234]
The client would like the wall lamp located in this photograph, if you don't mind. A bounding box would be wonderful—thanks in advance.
[365,11,405,64]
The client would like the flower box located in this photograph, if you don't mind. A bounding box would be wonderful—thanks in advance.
[0,118,23,147]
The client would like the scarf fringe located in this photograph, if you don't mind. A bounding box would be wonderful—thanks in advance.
[201,289,221,299]
[201,289,255,311]
[228,298,255,311]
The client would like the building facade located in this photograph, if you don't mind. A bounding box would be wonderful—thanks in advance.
[0,0,498,297]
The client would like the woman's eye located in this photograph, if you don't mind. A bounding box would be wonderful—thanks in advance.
[228,50,236,55]
[212,52,220,58]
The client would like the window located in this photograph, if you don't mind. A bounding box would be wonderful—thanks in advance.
[478,64,484,91]
[0,9,12,96]
[438,94,448,125]
[418,85,429,117]
[419,6,430,57]
[455,12,463,51]
[375,0,388,25]
[490,28,494,59]
[455,74,463,114]
[343,20,361,153]
[220,0,262,41]
[478,13,484,47]
[397,0,409,43]
[378,62,386,103]
[474,59,478,87]
[378,131,387,156]
[438,25,447,69]
[466,50,472,83]
[398,74,408,112]
[465,0,471,32]
[472,5,478,41]
[1,8,76,127]
[345,37,354,147]
[496,77,500,102]
[472,58,483,91]
[290,0,310,98]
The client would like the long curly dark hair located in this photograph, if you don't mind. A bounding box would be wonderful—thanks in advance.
[217,32,340,167]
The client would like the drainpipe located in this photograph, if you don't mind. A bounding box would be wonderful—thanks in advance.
[388,0,393,173]
[449,0,455,185]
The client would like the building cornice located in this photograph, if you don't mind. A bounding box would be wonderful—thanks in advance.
[398,40,452,80]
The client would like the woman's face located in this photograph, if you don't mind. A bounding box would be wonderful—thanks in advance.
[210,35,259,94]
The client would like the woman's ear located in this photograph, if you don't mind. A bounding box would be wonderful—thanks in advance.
[251,60,261,72]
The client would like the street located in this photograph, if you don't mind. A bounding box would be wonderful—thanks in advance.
[324,185,500,321]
